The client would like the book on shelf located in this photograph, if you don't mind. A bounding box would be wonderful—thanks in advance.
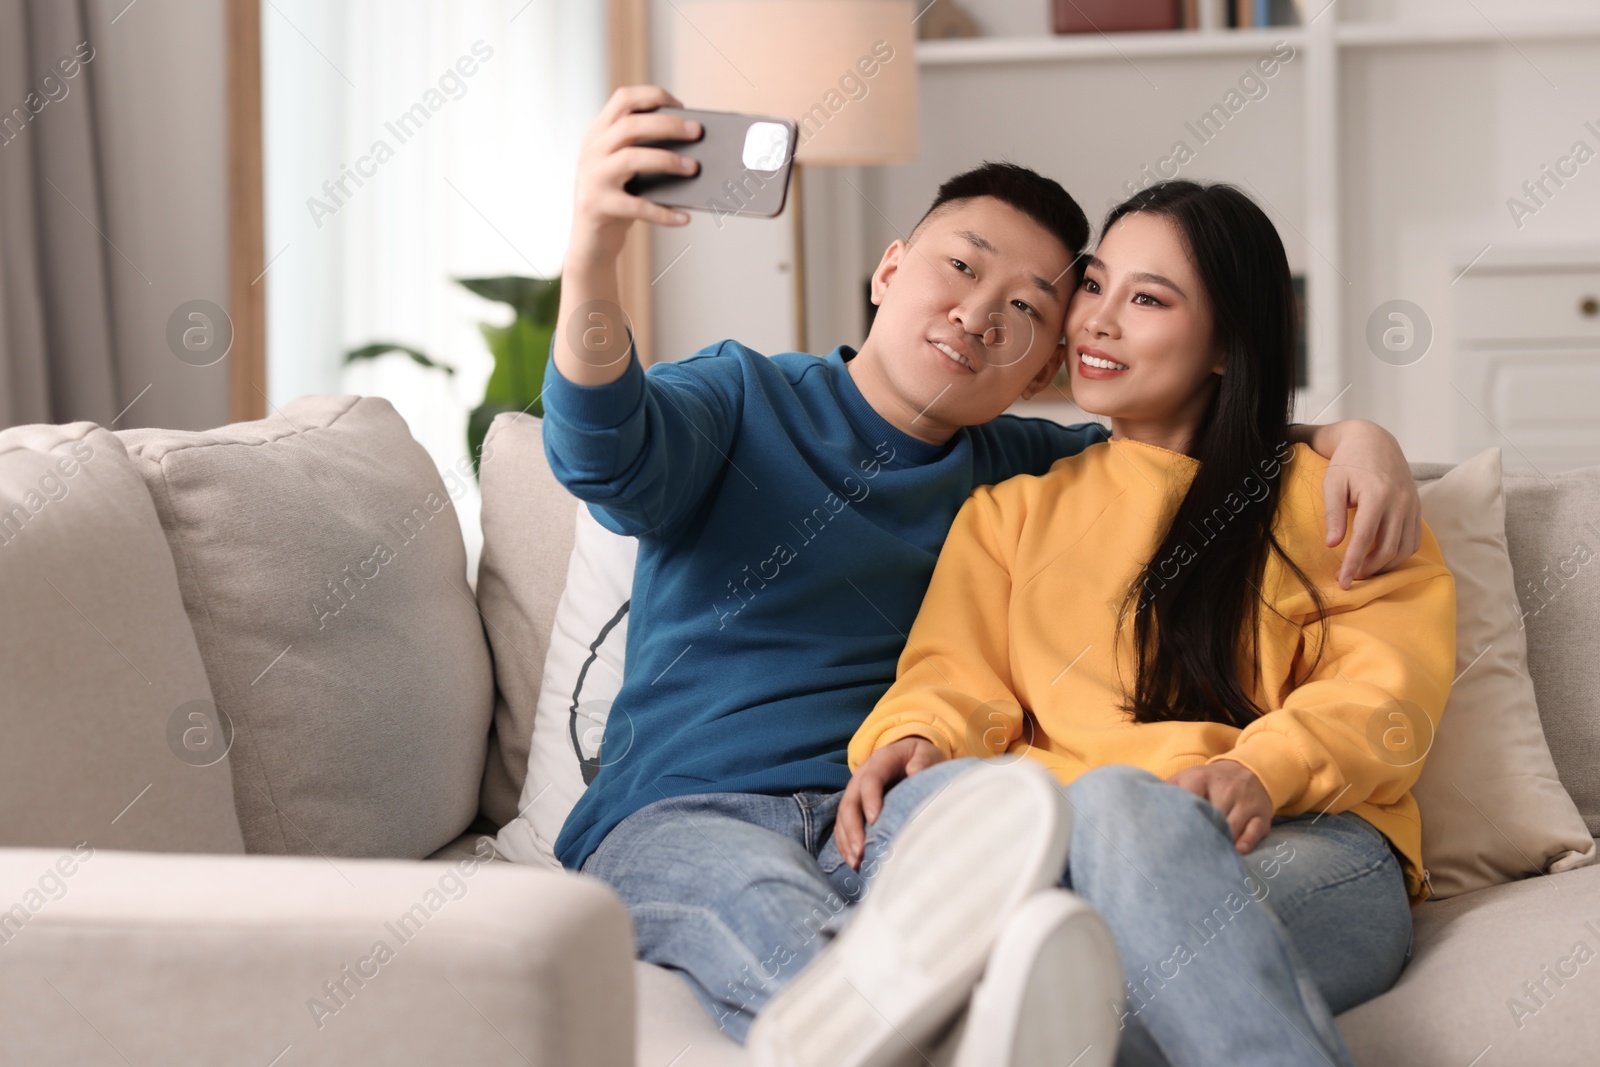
[1227,0,1306,28]
[1052,0,1177,34]
[1058,0,1306,33]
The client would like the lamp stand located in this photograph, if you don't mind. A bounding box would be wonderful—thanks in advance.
[790,161,807,354]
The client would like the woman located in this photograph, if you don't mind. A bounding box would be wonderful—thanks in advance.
[832,181,1456,1065]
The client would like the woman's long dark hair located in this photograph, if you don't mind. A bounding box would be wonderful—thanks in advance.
[1107,181,1325,728]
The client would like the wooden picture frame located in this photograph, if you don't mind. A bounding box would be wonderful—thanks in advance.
[227,0,266,422]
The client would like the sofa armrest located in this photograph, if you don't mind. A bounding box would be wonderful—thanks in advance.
[0,846,634,1066]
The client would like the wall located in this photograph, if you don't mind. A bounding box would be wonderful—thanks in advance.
[646,0,800,362]
[1343,39,1600,463]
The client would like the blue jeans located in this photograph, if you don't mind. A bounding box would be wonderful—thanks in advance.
[580,759,1413,1064]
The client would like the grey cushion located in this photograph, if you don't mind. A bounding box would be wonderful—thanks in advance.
[1337,849,1600,1065]
[117,396,494,858]
[1501,466,1600,835]
[474,414,579,830]
[0,422,244,853]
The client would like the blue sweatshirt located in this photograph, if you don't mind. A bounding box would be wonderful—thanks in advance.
[544,338,1108,870]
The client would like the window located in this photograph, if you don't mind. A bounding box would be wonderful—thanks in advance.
[263,0,606,576]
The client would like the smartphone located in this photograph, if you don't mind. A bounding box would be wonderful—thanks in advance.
[624,106,799,219]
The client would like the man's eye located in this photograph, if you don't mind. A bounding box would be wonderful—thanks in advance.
[950,258,973,275]
[1012,300,1038,318]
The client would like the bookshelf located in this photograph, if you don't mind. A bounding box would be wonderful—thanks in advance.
[916,16,1600,64]
[917,28,1306,65]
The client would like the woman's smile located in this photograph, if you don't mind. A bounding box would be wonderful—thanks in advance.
[1076,345,1129,379]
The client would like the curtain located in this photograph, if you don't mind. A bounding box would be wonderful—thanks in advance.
[0,0,117,428]
[0,0,232,432]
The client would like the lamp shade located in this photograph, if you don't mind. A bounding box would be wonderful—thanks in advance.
[672,0,918,166]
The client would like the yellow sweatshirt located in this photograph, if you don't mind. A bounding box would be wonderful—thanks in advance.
[848,438,1456,903]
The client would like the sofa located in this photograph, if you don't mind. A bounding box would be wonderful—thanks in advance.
[3,394,1598,1066]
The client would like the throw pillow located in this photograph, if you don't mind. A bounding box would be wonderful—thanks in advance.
[118,396,494,859]
[1410,448,1595,897]
[495,503,634,868]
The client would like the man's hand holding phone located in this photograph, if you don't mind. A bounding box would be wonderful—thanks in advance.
[557,85,701,387]
[568,85,701,266]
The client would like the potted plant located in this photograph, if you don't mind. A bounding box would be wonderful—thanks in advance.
[344,274,560,477]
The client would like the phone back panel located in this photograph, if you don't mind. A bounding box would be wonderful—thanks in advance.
[624,107,797,219]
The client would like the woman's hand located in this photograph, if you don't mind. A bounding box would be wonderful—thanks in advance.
[1167,759,1273,853]
[834,736,947,869]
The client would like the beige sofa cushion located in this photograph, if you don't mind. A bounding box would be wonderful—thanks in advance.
[1501,465,1600,836]
[0,422,244,853]
[474,414,579,830]
[117,396,494,859]
[1410,450,1595,897]
[1336,852,1600,1064]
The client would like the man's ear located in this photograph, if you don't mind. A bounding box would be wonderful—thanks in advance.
[868,240,906,306]
[1020,341,1069,401]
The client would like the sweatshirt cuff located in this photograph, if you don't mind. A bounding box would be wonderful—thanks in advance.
[849,720,956,771]
[1208,730,1310,812]
[542,329,645,431]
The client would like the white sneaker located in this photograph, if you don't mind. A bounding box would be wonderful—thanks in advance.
[747,759,1073,1067]
[949,889,1126,1067]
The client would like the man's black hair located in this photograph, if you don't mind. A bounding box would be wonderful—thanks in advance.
[909,160,1091,264]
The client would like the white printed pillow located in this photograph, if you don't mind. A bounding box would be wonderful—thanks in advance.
[495,503,637,868]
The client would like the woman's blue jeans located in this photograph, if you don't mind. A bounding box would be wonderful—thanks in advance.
[579,759,1414,1065]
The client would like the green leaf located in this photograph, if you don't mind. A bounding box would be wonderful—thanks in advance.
[342,342,455,375]
[455,275,561,324]
[480,315,552,411]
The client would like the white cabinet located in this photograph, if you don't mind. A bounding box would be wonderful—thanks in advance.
[1455,250,1600,473]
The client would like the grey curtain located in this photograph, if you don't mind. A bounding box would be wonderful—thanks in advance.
[0,0,230,432]
[0,0,118,428]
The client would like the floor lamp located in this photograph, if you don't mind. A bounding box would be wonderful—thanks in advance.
[672,1,918,353]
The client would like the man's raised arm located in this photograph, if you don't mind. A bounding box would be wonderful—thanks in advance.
[554,85,699,386]
[541,86,742,540]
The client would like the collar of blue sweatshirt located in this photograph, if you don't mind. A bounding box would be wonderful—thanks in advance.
[539,336,1108,870]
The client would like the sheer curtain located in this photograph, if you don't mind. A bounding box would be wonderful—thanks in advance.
[262,0,606,576]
